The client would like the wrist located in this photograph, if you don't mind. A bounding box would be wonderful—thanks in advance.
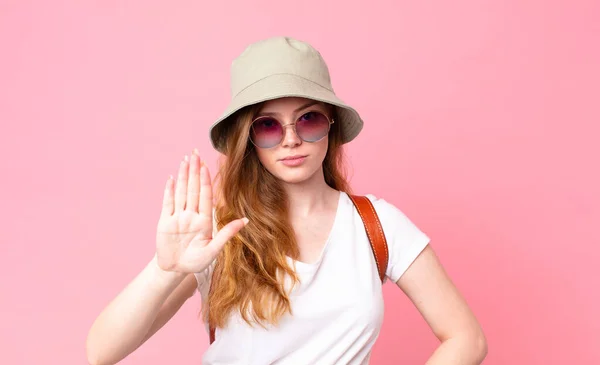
[149,254,188,283]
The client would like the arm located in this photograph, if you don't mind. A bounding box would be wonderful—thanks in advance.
[138,271,198,345]
[396,245,488,364]
[85,256,197,365]
[86,150,246,365]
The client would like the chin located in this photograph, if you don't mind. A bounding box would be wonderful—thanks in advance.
[271,164,320,184]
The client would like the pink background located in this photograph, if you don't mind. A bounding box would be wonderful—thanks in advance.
[1,1,599,364]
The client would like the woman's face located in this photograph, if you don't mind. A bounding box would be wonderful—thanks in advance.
[252,97,332,184]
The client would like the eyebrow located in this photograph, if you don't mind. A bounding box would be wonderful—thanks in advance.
[258,101,322,117]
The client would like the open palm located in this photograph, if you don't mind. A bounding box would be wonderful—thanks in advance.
[155,149,248,273]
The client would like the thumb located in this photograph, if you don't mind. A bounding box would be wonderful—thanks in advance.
[204,217,249,255]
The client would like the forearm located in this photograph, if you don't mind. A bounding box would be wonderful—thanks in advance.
[86,255,187,365]
[425,333,488,365]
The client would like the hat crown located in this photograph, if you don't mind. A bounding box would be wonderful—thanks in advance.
[230,36,333,98]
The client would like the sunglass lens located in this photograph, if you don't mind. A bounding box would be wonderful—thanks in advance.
[296,112,331,142]
[251,117,282,148]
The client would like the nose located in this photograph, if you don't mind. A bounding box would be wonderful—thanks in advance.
[280,123,302,148]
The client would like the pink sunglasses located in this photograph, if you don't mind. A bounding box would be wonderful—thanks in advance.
[249,111,335,149]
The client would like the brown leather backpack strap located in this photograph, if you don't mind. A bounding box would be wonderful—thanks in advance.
[209,325,216,345]
[208,262,219,345]
[208,287,216,343]
[348,194,389,283]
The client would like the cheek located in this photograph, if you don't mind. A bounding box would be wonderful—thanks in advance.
[312,138,330,161]
[255,148,273,169]
[318,138,330,155]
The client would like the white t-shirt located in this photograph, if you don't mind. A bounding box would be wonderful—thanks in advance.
[194,191,430,364]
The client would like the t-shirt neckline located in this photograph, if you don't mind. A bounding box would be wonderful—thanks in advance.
[288,190,346,272]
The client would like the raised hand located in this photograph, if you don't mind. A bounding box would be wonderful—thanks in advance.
[155,148,248,273]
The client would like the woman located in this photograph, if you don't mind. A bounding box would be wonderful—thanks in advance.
[86,36,487,365]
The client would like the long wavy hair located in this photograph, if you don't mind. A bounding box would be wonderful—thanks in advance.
[203,100,354,329]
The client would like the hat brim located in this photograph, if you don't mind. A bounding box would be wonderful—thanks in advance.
[209,73,363,153]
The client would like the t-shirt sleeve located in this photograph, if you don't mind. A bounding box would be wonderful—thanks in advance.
[367,194,431,283]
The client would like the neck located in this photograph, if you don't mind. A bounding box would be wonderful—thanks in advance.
[280,167,339,218]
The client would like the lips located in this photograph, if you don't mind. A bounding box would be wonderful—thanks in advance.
[279,155,307,167]
[280,155,307,161]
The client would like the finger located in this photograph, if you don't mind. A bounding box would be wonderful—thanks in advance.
[199,161,213,217]
[174,156,189,211]
[160,175,175,217]
[186,150,201,212]
[205,218,249,255]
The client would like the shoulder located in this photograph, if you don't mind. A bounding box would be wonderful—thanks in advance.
[346,192,423,239]
[360,193,413,228]
[360,192,428,238]
[356,193,431,281]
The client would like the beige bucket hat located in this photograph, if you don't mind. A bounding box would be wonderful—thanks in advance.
[208,36,364,153]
